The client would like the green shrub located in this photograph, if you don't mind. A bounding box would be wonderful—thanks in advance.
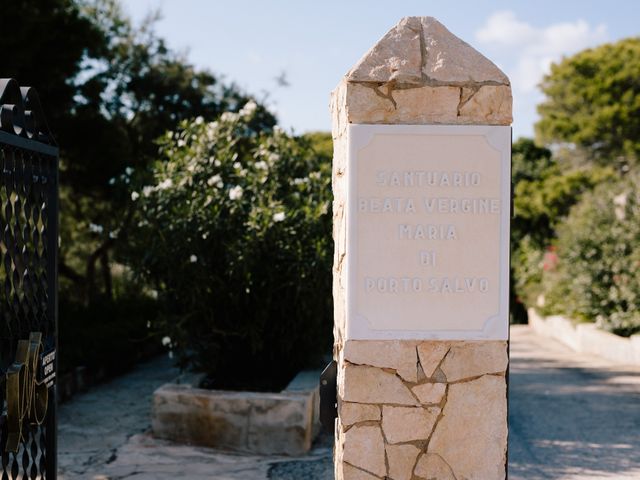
[509,138,614,323]
[59,293,161,375]
[123,103,333,390]
[538,174,640,336]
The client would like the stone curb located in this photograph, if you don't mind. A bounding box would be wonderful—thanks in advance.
[528,308,640,365]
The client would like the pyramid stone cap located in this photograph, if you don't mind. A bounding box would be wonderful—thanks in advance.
[347,17,509,87]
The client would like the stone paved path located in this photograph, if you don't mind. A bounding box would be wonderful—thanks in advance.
[509,325,640,479]
[58,326,640,479]
[57,356,332,480]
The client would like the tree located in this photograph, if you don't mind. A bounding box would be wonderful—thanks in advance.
[509,138,614,321]
[2,0,275,306]
[536,37,640,166]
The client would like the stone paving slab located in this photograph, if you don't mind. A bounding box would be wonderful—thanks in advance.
[80,432,332,480]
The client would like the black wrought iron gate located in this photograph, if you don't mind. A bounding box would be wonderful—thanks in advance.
[0,79,58,479]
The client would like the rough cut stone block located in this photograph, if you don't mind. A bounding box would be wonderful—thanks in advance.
[246,392,314,454]
[152,383,315,455]
[341,364,417,405]
[348,16,423,85]
[346,16,509,87]
[412,382,446,405]
[439,342,508,381]
[428,375,507,479]
[342,425,387,477]
[458,85,513,125]
[340,463,382,480]
[340,402,381,426]
[417,342,450,378]
[345,83,460,125]
[420,17,509,85]
[386,444,421,480]
[344,340,418,382]
[414,453,456,480]
[152,384,250,450]
[382,405,440,444]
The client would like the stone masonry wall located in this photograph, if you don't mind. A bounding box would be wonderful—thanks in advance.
[335,340,508,480]
[331,17,513,480]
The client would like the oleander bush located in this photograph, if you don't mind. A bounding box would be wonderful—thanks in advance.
[122,102,333,390]
[535,174,640,336]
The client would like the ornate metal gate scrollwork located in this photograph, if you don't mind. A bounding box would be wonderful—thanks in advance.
[0,78,59,479]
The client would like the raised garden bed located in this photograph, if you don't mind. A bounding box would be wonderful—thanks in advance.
[151,369,321,455]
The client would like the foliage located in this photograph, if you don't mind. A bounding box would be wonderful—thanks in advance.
[3,0,274,305]
[59,293,161,375]
[509,138,614,322]
[2,0,279,375]
[537,175,640,336]
[122,106,333,390]
[536,37,640,166]
[513,163,614,247]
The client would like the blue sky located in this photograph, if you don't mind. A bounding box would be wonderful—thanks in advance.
[122,1,639,140]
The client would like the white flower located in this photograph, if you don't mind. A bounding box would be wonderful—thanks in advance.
[233,161,241,169]
[131,191,140,201]
[273,212,285,222]
[177,139,186,147]
[229,185,243,200]
[614,192,628,221]
[125,167,134,176]
[89,223,103,234]
[162,336,171,346]
[214,159,221,167]
[142,186,154,197]
[189,255,198,263]
[157,178,173,190]
[220,111,238,122]
[207,174,222,187]
[254,160,268,170]
[195,116,204,125]
[239,100,258,117]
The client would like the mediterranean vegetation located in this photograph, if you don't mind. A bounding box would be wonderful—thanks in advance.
[512,37,640,336]
[5,0,639,388]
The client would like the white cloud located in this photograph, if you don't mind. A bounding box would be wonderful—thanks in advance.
[476,11,607,93]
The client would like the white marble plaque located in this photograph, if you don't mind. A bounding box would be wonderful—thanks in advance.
[346,124,510,340]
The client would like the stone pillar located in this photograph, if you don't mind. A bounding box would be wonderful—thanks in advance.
[330,17,512,480]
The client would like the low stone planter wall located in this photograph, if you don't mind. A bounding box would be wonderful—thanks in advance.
[528,308,640,365]
[151,369,321,455]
